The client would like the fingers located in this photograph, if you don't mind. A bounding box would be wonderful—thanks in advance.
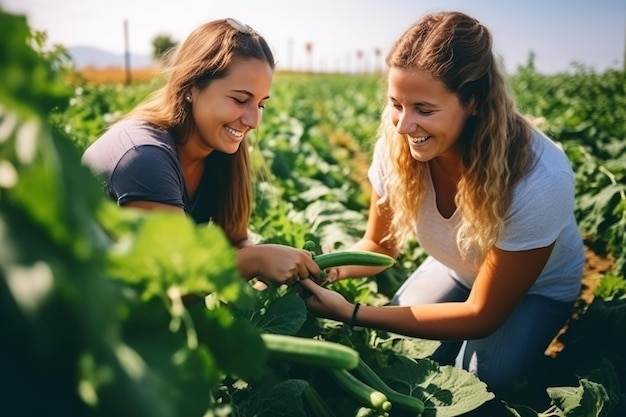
[318,268,338,286]
[298,264,310,282]
[321,242,332,254]
[298,276,320,293]
[302,251,322,281]
[288,276,320,299]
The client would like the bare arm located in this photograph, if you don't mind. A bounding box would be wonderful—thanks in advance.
[301,242,554,340]
[122,201,321,286]
[236,244,321,284]
[329,191,401,280]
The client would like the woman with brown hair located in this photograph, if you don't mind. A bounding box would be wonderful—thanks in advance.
[83,18,320,286]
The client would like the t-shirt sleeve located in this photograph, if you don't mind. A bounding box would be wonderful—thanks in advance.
[367,138,386,197]
[110,145,185,208]
[497,169,575,251]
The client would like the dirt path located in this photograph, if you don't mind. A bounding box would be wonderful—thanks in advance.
[546,245,614,357]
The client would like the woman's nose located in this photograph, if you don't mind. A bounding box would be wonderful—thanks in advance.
[395,110,415,135]
[241,106,262,129]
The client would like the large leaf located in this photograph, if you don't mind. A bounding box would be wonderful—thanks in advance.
[547,378,609,417]
[379,356,495,417]
[190,302,267,380]
[107,214,245,301]
[258,292,308,335]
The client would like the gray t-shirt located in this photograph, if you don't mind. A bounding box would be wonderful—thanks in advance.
[368,129,585,302]
[82,119,221,224]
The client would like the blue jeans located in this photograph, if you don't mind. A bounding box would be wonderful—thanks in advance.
[390,256,575,391]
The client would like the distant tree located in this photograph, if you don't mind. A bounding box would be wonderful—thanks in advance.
[151,34,177,61]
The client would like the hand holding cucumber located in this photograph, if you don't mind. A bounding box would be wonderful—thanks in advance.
[239,243,321,286]
[298,277,355,322]
[301,240,396,285]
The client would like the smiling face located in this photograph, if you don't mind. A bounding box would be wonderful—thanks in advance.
[188,57,273,155]
[388,67,474,164]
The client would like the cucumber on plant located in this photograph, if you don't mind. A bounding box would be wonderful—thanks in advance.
[352,358,425,414]
[261,333,359,370]
[313,251,396,270]
[329,368,392,412]
[302,240,318,254]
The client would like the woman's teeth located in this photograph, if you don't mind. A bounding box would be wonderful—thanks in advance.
[225,126,243,138]
[410,136,429,144]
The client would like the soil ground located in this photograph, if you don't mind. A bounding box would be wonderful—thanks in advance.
[546,245,614,357]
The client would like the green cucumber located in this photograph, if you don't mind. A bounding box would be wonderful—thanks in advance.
[352,358,425,414]
[261,333,359,370]
[313,251,395,270]
[329,368,392,412]
[302,240,318,254]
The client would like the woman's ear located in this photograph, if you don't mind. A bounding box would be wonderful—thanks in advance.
[468,97,478,116]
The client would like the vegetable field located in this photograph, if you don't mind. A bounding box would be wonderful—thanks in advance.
[2,9,625,417]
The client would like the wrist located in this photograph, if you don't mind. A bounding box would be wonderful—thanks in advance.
[350,302,361,327]
[236,245,260,280]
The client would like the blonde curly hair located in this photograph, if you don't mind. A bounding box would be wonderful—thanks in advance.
[379,11,534,262]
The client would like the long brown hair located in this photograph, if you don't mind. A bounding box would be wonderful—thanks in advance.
[126,19,275,243]
[380,11,534,260]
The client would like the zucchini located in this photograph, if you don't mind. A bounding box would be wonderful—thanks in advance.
[261,333,359,370]
[313,251,395,270]
[352,358,425,414]
[329,368,392,412]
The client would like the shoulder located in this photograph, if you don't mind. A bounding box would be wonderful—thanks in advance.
[509,130,575,213]
[84,119,176,157]
[519,130,575,191]
[530,129,574,177]
[82,119,178,176]
[103,119,175,148]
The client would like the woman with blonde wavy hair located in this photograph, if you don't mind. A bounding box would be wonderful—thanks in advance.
[300,10,584,391]
[83,18,320,287]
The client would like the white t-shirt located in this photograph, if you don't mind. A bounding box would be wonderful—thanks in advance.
[368,129,585,302]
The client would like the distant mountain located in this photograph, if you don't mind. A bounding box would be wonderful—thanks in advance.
[68,46,155,69]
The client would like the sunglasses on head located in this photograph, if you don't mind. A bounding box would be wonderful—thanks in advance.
[226,18,255,35]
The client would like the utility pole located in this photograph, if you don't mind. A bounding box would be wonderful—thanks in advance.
[287,39,293,72]
[124,20,131,85]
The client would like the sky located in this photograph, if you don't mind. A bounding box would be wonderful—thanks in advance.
[2,0,625,74]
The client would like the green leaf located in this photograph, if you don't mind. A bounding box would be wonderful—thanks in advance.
[259,292,308,335]
[380,356,495,417]
[190,302,267,379]
[547,378,609,416]
[108,214,243,300]
[239,379,308,417]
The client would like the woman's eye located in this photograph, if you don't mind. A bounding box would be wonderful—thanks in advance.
[418,109,434,116]
[233,97,247,104]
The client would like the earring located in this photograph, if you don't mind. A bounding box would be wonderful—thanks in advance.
[185,95,192,102]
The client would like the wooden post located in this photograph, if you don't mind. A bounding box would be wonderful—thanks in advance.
[124,20,131,85]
